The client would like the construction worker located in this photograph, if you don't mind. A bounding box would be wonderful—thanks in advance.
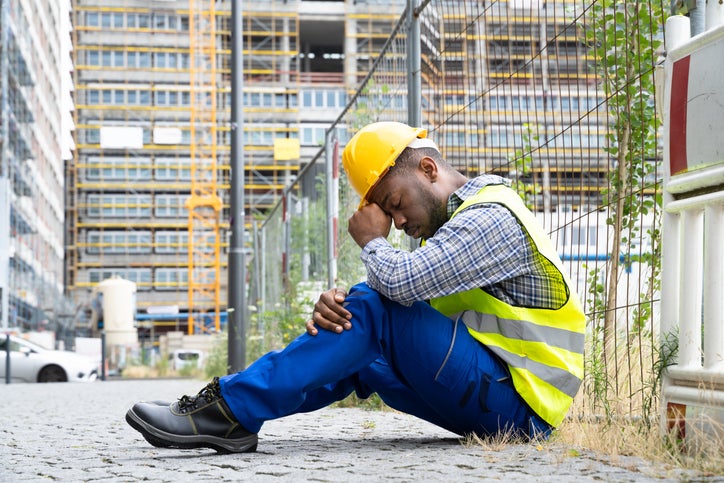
[126,121,586,454]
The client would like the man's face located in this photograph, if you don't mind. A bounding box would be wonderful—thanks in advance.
[367,159,448,240]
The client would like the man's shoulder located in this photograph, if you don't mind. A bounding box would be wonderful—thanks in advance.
[457,175,510,200]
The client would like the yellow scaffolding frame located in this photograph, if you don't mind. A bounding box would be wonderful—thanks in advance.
[187,0,222,334]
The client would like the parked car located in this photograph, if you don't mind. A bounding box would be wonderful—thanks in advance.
[169,349,203,371]
[0,334,100,383]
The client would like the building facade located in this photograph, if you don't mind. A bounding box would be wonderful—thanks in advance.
[0,0,74,330]
[68,0,607,332]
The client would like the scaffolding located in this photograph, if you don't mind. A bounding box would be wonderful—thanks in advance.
[186,0,222,334]
[68,0,609,336]
[69,1,300,331]
[1,0,74,332]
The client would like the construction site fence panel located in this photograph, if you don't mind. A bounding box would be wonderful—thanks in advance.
[249,0,673,423]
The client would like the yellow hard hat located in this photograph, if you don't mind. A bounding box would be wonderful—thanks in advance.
[342,121,428,208]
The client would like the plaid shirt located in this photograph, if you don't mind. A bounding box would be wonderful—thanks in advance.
[361,175,568,309]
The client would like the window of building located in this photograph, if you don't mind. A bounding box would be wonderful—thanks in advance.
[563,225,598,246]
[300,89,346,109]
[155,231,188,254]
[88,268,152,290]
[86,12,99,27]
[84,156,151,181]
[86,128,100,144]
[87,50,100,66]
[86,194,152,218]
[155,268,189,290]
[101,12,112,28]
[138,14,151,29]
[139,52,151,68]
[155,194,189,217]
[155,158,192,180]
[86,231,152,254]
[113,12,124,28]
[87,90,99,104]
[443,128,479,147]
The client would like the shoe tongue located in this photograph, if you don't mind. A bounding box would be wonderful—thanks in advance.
[177,378,219,411]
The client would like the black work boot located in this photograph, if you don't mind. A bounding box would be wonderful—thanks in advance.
[125,377,258,453]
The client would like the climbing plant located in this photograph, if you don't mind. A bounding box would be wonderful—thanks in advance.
[584,0,665,418]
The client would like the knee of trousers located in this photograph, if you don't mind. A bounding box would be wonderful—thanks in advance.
[345,283,387,318]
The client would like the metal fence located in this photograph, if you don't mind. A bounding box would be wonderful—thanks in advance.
[247,0,668,422]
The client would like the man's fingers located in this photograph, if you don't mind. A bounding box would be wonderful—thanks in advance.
[311,309,349,334]
[305,319,318,336]
[308,287,352,335]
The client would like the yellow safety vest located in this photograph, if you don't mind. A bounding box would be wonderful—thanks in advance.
[430,184,585,427]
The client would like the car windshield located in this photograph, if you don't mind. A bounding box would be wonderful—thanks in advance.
[178,352,199,361]
[0,335,49,353]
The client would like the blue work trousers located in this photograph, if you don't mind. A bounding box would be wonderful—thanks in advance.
[219,283,550,438]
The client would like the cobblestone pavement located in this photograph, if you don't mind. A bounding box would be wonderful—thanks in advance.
[0,379,718,482]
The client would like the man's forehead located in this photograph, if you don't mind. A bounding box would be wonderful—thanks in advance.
[367,174,397,206]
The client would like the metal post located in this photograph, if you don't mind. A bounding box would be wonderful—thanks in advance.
[228,0,246,374]
[406,0,422,252]
[406,0,422,128]
[100,331,106,381]
[325,134,338,289]
[690,0,706,36]
[5,333,10,384]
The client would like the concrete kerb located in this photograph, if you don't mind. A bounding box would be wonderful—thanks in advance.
[0,379,716,482]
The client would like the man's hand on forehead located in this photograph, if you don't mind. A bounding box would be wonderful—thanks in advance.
[348,203,392,249]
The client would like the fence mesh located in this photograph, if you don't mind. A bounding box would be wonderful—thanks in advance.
[248,0,666,422]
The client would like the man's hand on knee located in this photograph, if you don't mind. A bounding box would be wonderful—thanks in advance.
[306,288,352,336]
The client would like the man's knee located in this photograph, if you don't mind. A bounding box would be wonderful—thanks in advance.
[345,282,383,308]
[341,283,390,332]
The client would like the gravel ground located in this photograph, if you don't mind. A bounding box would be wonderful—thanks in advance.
[0,379,719,482]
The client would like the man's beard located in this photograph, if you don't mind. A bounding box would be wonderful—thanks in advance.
[421,187,447,240]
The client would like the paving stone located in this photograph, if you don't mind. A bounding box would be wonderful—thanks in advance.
[0,379,717,482]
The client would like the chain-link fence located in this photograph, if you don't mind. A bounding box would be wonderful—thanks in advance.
[248,0,666,423]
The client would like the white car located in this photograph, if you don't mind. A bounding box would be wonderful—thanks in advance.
[169,349,203,371]
[0,334,100,383]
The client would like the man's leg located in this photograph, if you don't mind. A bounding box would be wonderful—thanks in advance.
[218,284,395,432]
[221,283,544,437]
[126,283,393,452]
[127,283,546,452]
[290,358,457,433]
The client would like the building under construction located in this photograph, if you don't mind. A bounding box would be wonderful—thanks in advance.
[0,0,75,331]
[67,0,608,334]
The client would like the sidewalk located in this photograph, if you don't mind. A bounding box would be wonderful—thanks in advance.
[0,379,716,482]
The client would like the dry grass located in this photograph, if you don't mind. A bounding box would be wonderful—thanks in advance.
[554,413,724,476]
[549,332,724,476]
[462,427,535,452]
[461,405,723,477]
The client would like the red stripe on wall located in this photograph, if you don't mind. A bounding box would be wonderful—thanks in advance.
[670,56,691,175]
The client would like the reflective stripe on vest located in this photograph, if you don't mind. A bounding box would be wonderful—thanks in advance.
[430,183,586,427]
[456,311,583,398]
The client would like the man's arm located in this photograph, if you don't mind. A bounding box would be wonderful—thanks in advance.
[362,203,531,305]
[306,202,530,334]
[305,203,392,335]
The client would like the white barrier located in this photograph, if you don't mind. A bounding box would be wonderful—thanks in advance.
[661,16,724,440]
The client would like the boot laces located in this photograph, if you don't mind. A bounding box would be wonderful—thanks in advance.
[177,377,221,413]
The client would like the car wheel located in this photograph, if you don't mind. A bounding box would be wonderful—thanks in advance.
[38,365,68,383]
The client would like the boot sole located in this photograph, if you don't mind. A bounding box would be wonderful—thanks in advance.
[125,407,258,454]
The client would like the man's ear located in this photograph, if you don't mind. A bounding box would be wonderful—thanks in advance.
[419,156,438,181]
